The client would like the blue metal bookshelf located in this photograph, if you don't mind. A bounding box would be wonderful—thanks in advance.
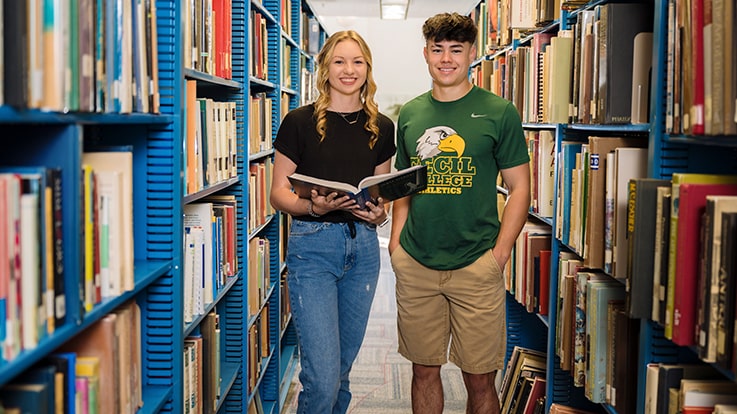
[0,1,183,412]
[472,0,737,410]
[0,0,326,412]
[470,0,737,411]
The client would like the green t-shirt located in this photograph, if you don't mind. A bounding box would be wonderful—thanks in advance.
[395,86,529,270]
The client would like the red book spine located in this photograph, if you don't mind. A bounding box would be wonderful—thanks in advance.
[213,0,225,78]
[671,184,737,345]
[538,250,552,315]
[690,0,705,134]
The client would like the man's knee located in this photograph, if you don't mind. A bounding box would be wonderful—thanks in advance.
[412,363,441,382]
[462,371,496,392]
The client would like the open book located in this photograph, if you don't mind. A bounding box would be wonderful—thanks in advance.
[288,164,427,209]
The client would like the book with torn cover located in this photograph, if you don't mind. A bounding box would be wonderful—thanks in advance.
[288,164,428,209]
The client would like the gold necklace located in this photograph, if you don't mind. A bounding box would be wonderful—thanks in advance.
[337,111,360,125]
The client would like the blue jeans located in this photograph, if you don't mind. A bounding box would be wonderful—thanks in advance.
[287,220,380,414]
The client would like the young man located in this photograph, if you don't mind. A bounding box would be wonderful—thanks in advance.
[388,12,531,414]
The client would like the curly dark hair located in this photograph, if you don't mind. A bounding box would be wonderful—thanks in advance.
[421,12,478,44]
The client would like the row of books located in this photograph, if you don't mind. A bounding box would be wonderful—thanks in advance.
[248,160,275,233]
[469,1,499,58]
[472,2,654,126]
[508,221,551,315]
[548,172,737,405]
[552,254,637,406]
[664,0,737,136]
[183,198,238,325]
[300,14,321,56]
[248,237,270,319]
[470,0,561,59]
[604,172,737,372]
[0,148,134,364]
[281,42,293,88]
[645,362,737,414]
[249,93,274,156]
[0,300,142,413]
[251,11,270,81]
[184,310,221,414]
[499,346,547,414]
[514,157,737,409]
[0,168,64,361]
[81,150,135,313]
[571,3,653,125]
[248,304,270,394]
[280,0,292,37]
[184,81,239,195]
[526,130,556,218]
[299,65,317,107]
[3,0,161,113]
[280,271,291,331]
[183,0,233,79]
[555,138,648,282]
[656,176,737,371]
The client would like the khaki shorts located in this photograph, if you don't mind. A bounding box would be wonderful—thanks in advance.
[390,245,506,374]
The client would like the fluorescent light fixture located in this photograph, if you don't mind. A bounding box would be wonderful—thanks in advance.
[380,0,409,20]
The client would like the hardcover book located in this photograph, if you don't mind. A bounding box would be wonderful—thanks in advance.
[58,313,120,413]
[625,178,670,319]
[652,186,672,324]
[585,278,624,403]
[705,196,737,367]
[582,137,645,270]
[288,164,428,209]
[655,363,720,414]
[665,173,737,340]
[611,147,648,281]
[611,307,640,414]
[574,271,609,388]
[680,379,737,410]
[45,352,77,414]
[522,376,546,414]
[631,32,654,124]
[714,405,737,414]
[538,249,552,316]
[595,2,653,124]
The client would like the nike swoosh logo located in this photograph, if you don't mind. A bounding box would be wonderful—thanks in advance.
[471,113,486,118]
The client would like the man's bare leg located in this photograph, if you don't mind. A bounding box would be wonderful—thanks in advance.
[462,371,499,414]
[411,363,443,414]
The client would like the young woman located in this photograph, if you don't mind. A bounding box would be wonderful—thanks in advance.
[270,30,395,413]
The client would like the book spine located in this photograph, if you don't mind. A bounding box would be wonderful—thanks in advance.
[51,169,66,328]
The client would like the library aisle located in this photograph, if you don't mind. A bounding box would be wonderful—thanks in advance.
[284,222,468,413]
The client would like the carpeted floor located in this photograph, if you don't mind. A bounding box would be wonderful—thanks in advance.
[283,226,469,413]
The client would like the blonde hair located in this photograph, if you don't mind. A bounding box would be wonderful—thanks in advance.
[314,30,381,148]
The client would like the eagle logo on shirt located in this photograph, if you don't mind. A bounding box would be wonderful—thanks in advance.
[416,126,466,160]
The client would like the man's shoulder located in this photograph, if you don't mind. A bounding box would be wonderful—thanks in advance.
[398,92,432,114]
[470,86,512,106]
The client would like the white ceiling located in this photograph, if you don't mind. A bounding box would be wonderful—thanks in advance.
[305,0,479,22]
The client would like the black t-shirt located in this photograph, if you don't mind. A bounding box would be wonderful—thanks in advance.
[274,103,396,222]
